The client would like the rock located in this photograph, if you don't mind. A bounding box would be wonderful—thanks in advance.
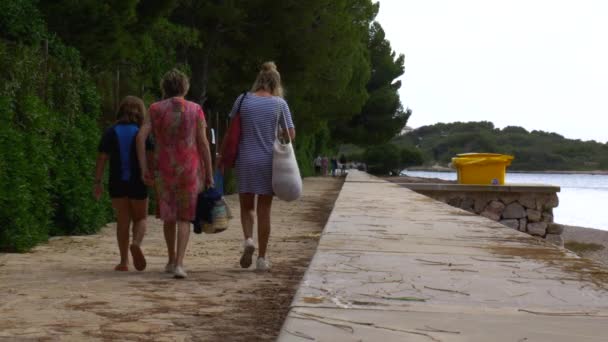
[500,219,520,230]
[500,194,519,205]
[502,203,526,219]
[460,198,475,211]
[480,200,505,221]
[519,195,537,209]
[526,209,542,222]
[445,197,462,208]
[542,211,554,223]
[447,197,462,208]
[519,218,528,232]
[527,222,548,236]
[543,193,559,209]
[474,199,487,213]
[474,196,493,213]
[545,233,564,247]
[546,223,564,235]
[486,200,505,214]
[481,210,501,221]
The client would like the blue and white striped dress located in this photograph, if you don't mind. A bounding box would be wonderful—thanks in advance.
[229,93,295,195]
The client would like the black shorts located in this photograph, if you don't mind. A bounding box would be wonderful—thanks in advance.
[315,166,321,173]
[109,180,148,200]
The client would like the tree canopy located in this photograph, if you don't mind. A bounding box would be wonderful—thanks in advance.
[393,122,608,171]
[36,0,409,168]
[331,21,409,145]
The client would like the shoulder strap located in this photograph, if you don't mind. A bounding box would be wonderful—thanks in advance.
[275,98,291,144]
[236,91,247,113]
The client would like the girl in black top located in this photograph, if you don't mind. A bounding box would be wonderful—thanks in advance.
[94,96,152,272]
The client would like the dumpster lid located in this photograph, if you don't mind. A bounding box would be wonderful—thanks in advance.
[451,153,514,167]
[456,153,506,157]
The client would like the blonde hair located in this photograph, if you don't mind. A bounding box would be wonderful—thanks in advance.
[161,68,190,98]
[251,61,283,97]
[116,96,146,126]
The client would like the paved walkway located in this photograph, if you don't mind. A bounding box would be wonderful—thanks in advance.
[279,171,608,341]
[0,177,343,341]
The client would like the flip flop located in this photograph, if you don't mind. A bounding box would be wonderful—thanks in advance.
[114,264,129,271]
[130,244,147,271]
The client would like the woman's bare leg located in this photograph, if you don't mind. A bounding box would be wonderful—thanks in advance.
[239,193,255,239]
[112,198,131,269]
[163,221,177,266]
[129,199,148,246]
[128,198,148,271]
[175,221,190,268]
[256,195,273,258]
[239,193,256,268]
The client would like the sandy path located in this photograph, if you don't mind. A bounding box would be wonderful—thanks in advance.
[0,177,342,341]
[561,224,608,266]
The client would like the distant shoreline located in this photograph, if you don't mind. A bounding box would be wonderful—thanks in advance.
[405,167,608,176]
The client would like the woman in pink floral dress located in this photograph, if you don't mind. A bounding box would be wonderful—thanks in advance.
[136,69,213,279]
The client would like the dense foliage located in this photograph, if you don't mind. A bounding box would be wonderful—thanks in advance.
[393,121,608,171]
[331,22,410,145]
[1,0,409,251]
[363,144,423,175]
[0,2,110,251]
[39,0,409,174]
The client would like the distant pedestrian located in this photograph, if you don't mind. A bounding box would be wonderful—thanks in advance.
[330,156,338,176]
[94,96,152,272]
[321,156,329,176]
[313,155,322,175]
[136,69,214,279]
[339,154,347,175]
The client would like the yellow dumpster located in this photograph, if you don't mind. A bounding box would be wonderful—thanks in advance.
[451,153,514,185]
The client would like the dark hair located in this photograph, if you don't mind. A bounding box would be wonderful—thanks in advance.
[116,96,146,126]
[161,68,190,98]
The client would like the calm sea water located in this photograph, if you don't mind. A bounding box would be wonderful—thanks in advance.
[402,170,608,231]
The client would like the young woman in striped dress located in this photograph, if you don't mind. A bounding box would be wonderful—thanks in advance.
[220,62,296,271]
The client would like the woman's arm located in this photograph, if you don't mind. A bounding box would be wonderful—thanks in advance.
[93,153,108,200]
[280,100,296,141]
[136,123,153,185]
[286,128,296,140]
[197,121,214,187]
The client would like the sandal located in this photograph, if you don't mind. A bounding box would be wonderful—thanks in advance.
[114,264,129,271]
[130,244,147,271]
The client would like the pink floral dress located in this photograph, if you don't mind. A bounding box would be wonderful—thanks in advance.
[149,97,206,221]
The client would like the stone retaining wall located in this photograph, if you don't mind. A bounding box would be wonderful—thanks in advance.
[396,183,563,246]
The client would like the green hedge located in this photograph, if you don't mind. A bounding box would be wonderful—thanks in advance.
[0,40,111,251]
[364,143,424,176]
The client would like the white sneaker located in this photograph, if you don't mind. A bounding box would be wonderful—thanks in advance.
[256,257,271,272]
[240,238,256,268]
[173,266,187,279]
[165,263,175,274]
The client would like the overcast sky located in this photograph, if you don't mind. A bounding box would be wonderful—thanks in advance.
[375,0,608,143]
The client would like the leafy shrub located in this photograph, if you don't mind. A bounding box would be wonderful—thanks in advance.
[400,146,424,169]
[363,144,424,175]
[48,67,110,235]
[0,15,110,251]
[0,0,45,43]
[364,144,401,175]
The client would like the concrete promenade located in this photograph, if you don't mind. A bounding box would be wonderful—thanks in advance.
[278,171,608,341]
